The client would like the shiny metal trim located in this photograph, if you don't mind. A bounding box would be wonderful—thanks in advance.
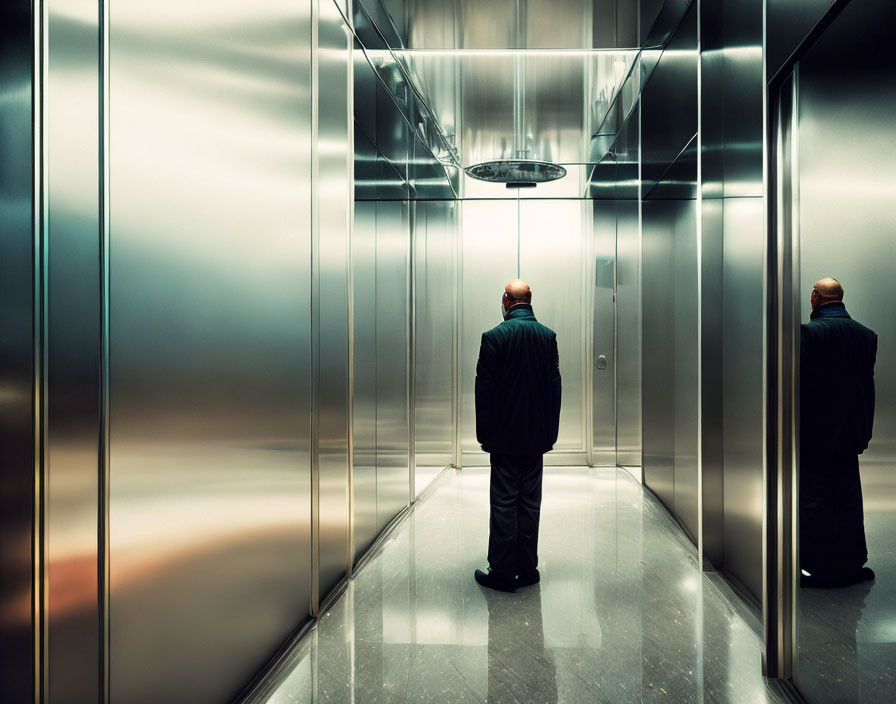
[695,0,704,568]
[99,0,111,699]
[33,1,48,699]
[408,201,416,503]
[346,5,356,581]
[453,202,464,469]
[764,69,798,680]
[310,0,321,618]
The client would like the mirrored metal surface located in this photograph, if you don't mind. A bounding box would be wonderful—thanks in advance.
[316,0,353,598]
[721,198,765,601]
[108,1,313,700]
[376,201,412,528]
[45,3,102,700]
[642,198,699,542]
[615,198,642,468]
[414,201,457,477]
[795,1,896,699]
[593,202,617,465]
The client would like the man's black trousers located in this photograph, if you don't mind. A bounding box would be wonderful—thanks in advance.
[488,453,543,578]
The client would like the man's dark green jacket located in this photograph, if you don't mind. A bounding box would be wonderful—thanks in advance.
[475,305,562,456]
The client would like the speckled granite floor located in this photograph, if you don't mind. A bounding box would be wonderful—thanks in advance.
[259,467,790,703]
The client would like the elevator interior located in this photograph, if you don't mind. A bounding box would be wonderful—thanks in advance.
[2,1,894,703]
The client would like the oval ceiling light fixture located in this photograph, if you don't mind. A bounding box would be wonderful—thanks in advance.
[465,160,567,189]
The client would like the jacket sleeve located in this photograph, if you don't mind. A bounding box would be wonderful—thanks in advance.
[475,333,496,448]
[549,333,562,445]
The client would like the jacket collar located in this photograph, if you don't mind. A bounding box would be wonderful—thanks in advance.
[810,301,850,320]
[504,303,536,321]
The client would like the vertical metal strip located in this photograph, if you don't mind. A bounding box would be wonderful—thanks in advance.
[408,201,416,503]
[454,203,463,468]
[695,0,704,570]
[32,1,48,700]
[310,0,321,617]
[788,64,802,684]
[99,0,112,699]
[636,100,644,477]
[584,200,594,466]
[345,12,355,580]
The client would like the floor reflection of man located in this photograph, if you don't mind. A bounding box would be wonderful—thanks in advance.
[800,277,877,588]
[484,584,557,704]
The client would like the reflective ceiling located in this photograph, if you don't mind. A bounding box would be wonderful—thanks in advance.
[368,0,642,197]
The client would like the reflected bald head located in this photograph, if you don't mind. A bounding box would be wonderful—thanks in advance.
[811,277,843,309]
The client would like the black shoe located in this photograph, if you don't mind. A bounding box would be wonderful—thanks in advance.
[474,568,516,593]
[859,566,875,582]
[516,569,540,588]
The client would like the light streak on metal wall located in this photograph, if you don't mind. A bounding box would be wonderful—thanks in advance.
[107,0,316,700]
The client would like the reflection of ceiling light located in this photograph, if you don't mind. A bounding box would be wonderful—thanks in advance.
[465,160,567,188]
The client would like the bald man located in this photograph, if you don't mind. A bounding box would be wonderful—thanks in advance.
[800,277,877,587]
[473,279,562,592]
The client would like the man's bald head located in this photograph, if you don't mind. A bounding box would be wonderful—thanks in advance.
[811,277,843,309]
[505,279,531,301]
[502,279,532,314]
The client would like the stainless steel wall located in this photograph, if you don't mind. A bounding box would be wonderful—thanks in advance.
[642,198,700,542]
[352,201,379,560]
[616,199,642,468]
[45,2,102,700]
[460,199,589,467]
[593,203,617,466]
[315,0,353,601]
[700,0,765,602]
[414,200,458,476]
[0,2,36,700]
[375,200,412,529]
[766,0,837,79]
[795,1,896,697]
[108,1,314,701]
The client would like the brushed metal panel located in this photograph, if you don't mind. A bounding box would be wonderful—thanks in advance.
[519,200,587,455]
[0,2,36,699]
[460,199,519,464]
[641,201,676,511]
[108,1,313,701]
[615,199,641,467]
[406,0,594,50]
[672,199,699,542]
[414,200,457,475]
[45,3,101,700]
[700,198,725,567]
[352,201,378,559]
[701,0,763,199]
[721,198,764,601]
[317,0,352,599]
[593,201,617,465]
[642,197,699,539]
[795,2,896,697]
[376,201,411,529]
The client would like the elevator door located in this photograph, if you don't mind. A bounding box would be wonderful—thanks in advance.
[460,199,593,467]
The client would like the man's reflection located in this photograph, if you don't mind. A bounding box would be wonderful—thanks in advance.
[484,584,557,704]
[800,278,877,587]
[799,581,872,702]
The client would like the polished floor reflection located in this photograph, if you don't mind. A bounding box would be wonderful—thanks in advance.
[261,468,787,703]
[797,460,896,703]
